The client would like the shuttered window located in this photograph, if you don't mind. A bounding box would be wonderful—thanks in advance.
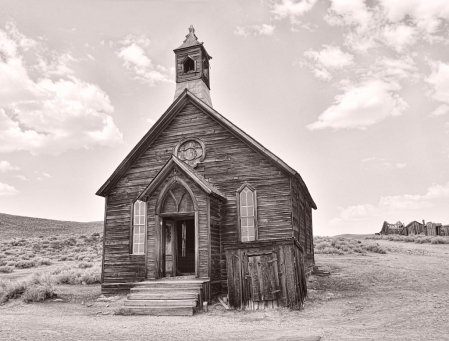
[239,186,256,242]
[132,200,146,254]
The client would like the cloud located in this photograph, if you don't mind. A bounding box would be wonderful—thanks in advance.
[270,0,318,23]
[0,22,123,155]
[0,182,19,196]
[426,60,449,104]
[368,56,418,83]
[0,160,20,172]
[116,34,171,86]
[304,46,354,70]
[328,181,449,226]
[382,24,417,53]
[379,0,449,40]
[430,104,449,117]
[42,172,51,178]
[307,79,408,130]
[15,175,28,181]
[303,45,354,80]
[234,25,276,37]
[147,118,156,125]
[361,157,406,170]
[324,0,449,54]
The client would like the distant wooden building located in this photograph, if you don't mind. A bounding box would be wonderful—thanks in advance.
[382,220,449,236]
[380,221,405,235]
[404,221,426,235]
[440,225,449,236]
[96,26,316,315]
[426,222,442,236]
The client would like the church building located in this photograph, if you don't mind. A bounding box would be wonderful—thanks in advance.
[96,26,317,315]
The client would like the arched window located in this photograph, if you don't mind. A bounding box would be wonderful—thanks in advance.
[183,57,195,73]
[237,185,257,242]
[132,200,146,254]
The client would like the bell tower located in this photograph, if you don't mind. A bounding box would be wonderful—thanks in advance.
[173,25,212,107]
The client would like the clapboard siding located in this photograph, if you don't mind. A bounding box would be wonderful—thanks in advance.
[102,196,146,291]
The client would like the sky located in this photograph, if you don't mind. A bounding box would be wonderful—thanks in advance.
[0,0,448,236]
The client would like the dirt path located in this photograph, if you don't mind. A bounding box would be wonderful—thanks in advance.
[1,240,448,341]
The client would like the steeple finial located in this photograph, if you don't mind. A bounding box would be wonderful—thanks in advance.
[177,25,201,49]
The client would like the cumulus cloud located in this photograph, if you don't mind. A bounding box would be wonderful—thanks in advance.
[307,79,408,130]
[431,104,449,117]
[0,22,123,155]
[0,182,19,196]
[368,56,418,82]
[323,0,449,53]
[329,181,449,226]
[234,25,276,37]
[305,45,354,70]
[382,24,417,53]
[426,60,449,105]
[116,34,171,86]
[379,0,449,40]
[270,0,318,23]
[15,175,28,181]
[0,160,19,172]
[303,45,354,81]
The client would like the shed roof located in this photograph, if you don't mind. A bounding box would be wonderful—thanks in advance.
[96,89,316,209]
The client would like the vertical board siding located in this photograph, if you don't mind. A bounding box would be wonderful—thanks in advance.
[224,239,306,310]
[210,195,222,296]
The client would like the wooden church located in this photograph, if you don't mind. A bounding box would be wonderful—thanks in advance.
[96,26,317,315]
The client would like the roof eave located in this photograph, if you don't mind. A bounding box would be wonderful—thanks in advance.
[95,90,190,197]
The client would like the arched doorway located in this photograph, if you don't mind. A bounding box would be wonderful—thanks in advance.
[156,179,198,278]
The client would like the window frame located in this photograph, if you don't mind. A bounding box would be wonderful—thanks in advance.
[130,200,146,255]
[236,183,258,242]
[182,56,196,74]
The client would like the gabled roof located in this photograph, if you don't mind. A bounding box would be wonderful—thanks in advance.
[96,89,316,209]
[136,155,226,201]
[405,220,424,227]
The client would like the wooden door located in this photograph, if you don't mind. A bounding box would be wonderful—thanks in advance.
[248,253,281,301]
[162,220,176,277]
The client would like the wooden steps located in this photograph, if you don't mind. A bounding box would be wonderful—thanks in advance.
[122,279,207,316]
[120,306,194,316]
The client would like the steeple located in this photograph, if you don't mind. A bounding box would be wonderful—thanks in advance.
[173,25,212,107]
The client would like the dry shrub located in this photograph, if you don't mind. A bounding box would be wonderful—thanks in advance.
[0,266,14,273]
[51,265,101,285]
[415,236,432,244]
[34,258,52,266]
[0,273,55,304]
[78,262,93,269]
[315,241,332,250]
[430,237,449,244]
[362,243,387,254]
[14,260,35,269]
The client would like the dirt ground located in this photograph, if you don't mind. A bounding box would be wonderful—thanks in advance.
[1,239,449,341]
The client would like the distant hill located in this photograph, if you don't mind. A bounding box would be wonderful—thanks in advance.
[0,213,103,239]
[333,233,376,239]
